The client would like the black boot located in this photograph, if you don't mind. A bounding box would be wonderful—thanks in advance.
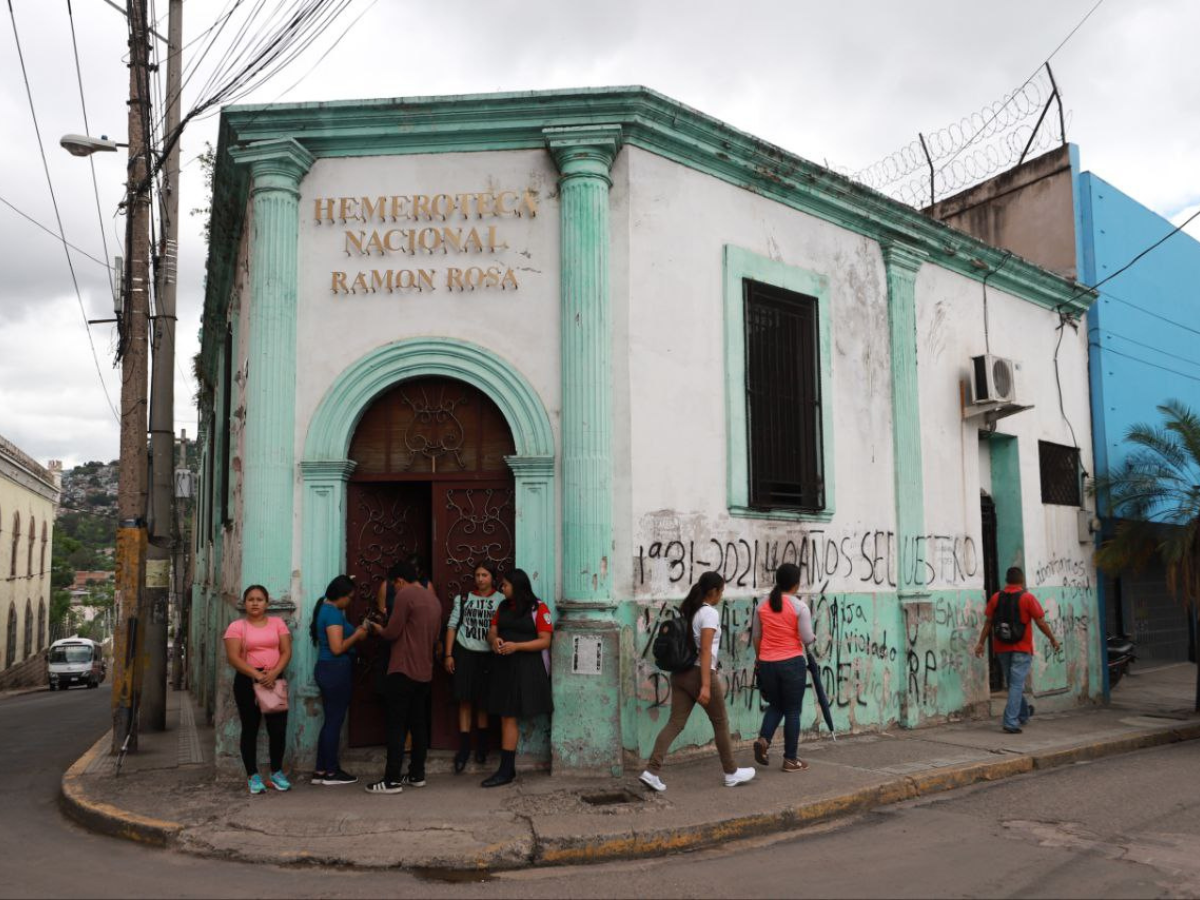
[454,731,470,774]
[474,726,489,765]
[481,749,515,788]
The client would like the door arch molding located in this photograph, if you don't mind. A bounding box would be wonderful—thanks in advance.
[294,338,556,721]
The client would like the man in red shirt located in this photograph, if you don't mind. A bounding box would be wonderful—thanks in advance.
[974,566,1061,734]
[365,560,442,793]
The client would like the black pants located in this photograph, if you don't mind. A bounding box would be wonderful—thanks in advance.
[384,672,430,783]
[233,672,287,776]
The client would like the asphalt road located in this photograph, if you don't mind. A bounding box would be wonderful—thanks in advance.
[4,686,1199,898]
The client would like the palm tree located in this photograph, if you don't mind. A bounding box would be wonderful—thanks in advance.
[1093,400,1200,711]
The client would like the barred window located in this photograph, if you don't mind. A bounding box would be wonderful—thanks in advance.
[744,279,824,511]
[1039,441,1081,506]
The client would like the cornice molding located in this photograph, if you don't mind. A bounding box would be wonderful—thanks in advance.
[200,87,1094,379]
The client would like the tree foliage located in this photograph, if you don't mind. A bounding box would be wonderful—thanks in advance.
[1093,400,1200,607]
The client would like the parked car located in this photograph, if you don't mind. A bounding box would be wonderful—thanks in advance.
[48,638,106,690]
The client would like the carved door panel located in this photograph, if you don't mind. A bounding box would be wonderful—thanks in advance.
[345,482,431,747]
[429,482,516,748]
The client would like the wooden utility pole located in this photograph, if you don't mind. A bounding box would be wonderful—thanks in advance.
[142,0,182,732]
[110,0,152,755]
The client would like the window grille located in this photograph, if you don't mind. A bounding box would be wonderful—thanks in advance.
[743,279,824,511]
[1039,440,1081,506]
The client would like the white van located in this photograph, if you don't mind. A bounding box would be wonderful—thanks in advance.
[48,638,106,690]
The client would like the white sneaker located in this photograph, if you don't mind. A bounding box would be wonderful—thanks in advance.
[724,766,756,787]
[639,770,666,792]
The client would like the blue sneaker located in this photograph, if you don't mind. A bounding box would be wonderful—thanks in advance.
[248,773,267,795]
[268,770,292,792]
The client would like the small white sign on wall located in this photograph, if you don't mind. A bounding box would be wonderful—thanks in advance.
[571,635,603,676]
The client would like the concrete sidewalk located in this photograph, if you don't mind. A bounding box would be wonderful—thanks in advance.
[61,664,1200,872]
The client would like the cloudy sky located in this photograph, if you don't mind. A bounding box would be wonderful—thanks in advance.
[1,0,1197,468]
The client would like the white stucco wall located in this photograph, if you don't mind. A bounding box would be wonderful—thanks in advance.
[621,146,896,601]
[915,262,1095,585]
[291,149,564,594]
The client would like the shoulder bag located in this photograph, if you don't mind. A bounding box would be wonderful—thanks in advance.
[240,620,289,713]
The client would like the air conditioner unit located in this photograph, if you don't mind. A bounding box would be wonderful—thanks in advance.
[970,354,1017,405]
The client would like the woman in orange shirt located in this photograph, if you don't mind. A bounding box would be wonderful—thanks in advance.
[752,563,814,772]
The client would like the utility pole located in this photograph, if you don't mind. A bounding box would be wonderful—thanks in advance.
[111,0,152,754]
[142,0,182,731]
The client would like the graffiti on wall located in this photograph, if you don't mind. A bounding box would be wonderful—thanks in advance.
[634,520,978,597]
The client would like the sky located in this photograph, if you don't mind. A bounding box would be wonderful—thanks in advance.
[1,0,1197,469]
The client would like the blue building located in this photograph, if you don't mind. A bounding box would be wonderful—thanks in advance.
[931,144,1200,672]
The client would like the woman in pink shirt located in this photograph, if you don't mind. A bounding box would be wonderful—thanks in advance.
[752,563,814,772]
[223,584,293,794]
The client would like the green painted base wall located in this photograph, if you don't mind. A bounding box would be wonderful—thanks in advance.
[621,587,1100,762]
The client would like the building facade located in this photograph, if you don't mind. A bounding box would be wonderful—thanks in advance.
[931,145,1200,671]
[0,434,58,672]
[191,88,1100,776]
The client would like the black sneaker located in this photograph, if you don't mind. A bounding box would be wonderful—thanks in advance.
[1003,726,1023,734]
[322,769,358,785]
[365,779,403,794]
[400,774,426,788]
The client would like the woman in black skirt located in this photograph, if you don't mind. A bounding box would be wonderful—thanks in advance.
[444,563,504,773]
[483,568,553,787]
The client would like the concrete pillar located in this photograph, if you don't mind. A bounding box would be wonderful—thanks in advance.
[882,242,937,728]
[545,124,625,776]
[228,138,314,603]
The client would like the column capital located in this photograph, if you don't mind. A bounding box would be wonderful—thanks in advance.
[880,241,927,278]
[544,125,623,182]
[299,459,357,483]
[230,138,315,192]
[505,454,555,477]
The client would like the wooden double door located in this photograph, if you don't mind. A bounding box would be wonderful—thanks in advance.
[343,377,516,749]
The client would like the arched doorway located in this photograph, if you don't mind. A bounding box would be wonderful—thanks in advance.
[344,376,516,748]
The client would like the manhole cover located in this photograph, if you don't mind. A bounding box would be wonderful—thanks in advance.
[581,789,642,806]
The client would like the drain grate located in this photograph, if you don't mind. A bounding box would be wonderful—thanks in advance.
[581,789,643,806]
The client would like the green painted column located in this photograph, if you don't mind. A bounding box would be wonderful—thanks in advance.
[505,455,556,606]
[228,139,314,602]
[545,125,625,776]
[290,458,356,764]
[882,242,937,728]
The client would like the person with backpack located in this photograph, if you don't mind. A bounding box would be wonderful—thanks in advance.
[445,563,504,773]
[480,569,553,787]
[640,571,756,792]
[309,574,370,785]
[974,566,1061,734]
[751,563,815,772]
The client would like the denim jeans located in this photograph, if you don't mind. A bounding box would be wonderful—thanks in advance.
[997,651,1032,730]
[314,657,353,773]
[757,655,808,760]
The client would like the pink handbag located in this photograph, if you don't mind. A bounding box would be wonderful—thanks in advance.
[239,620,289,713]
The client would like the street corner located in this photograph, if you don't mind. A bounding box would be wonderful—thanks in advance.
[60,731,183,848]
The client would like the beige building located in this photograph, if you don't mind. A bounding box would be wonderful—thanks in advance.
[0,434,59,670]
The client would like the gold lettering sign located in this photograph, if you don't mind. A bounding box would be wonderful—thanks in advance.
[316,187,536,294]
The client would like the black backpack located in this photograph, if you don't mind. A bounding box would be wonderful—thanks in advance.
[993,591,1027,643]
[652,616,697,672]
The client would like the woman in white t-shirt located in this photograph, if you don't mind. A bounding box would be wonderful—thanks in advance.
[640,572,756,792]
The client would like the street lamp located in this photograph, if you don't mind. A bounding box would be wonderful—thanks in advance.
[59,133,124,157]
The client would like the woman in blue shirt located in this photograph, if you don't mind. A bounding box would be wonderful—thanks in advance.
[308,574,368,785]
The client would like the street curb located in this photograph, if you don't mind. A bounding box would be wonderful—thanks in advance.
[58,720,1200,869]
[60,731,183,848]
[532,722,1200,868]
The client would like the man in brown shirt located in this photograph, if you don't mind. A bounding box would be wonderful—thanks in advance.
[365,560,442,793]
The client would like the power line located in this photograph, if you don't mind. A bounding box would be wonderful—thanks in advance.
[935,0,1106,179]
[6,0,119,424]
[0,194,114,270]
[1089,327,1200,368]
[1089,342,1200,385]
[66,0,115,302]
[1060,207,1200,314]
